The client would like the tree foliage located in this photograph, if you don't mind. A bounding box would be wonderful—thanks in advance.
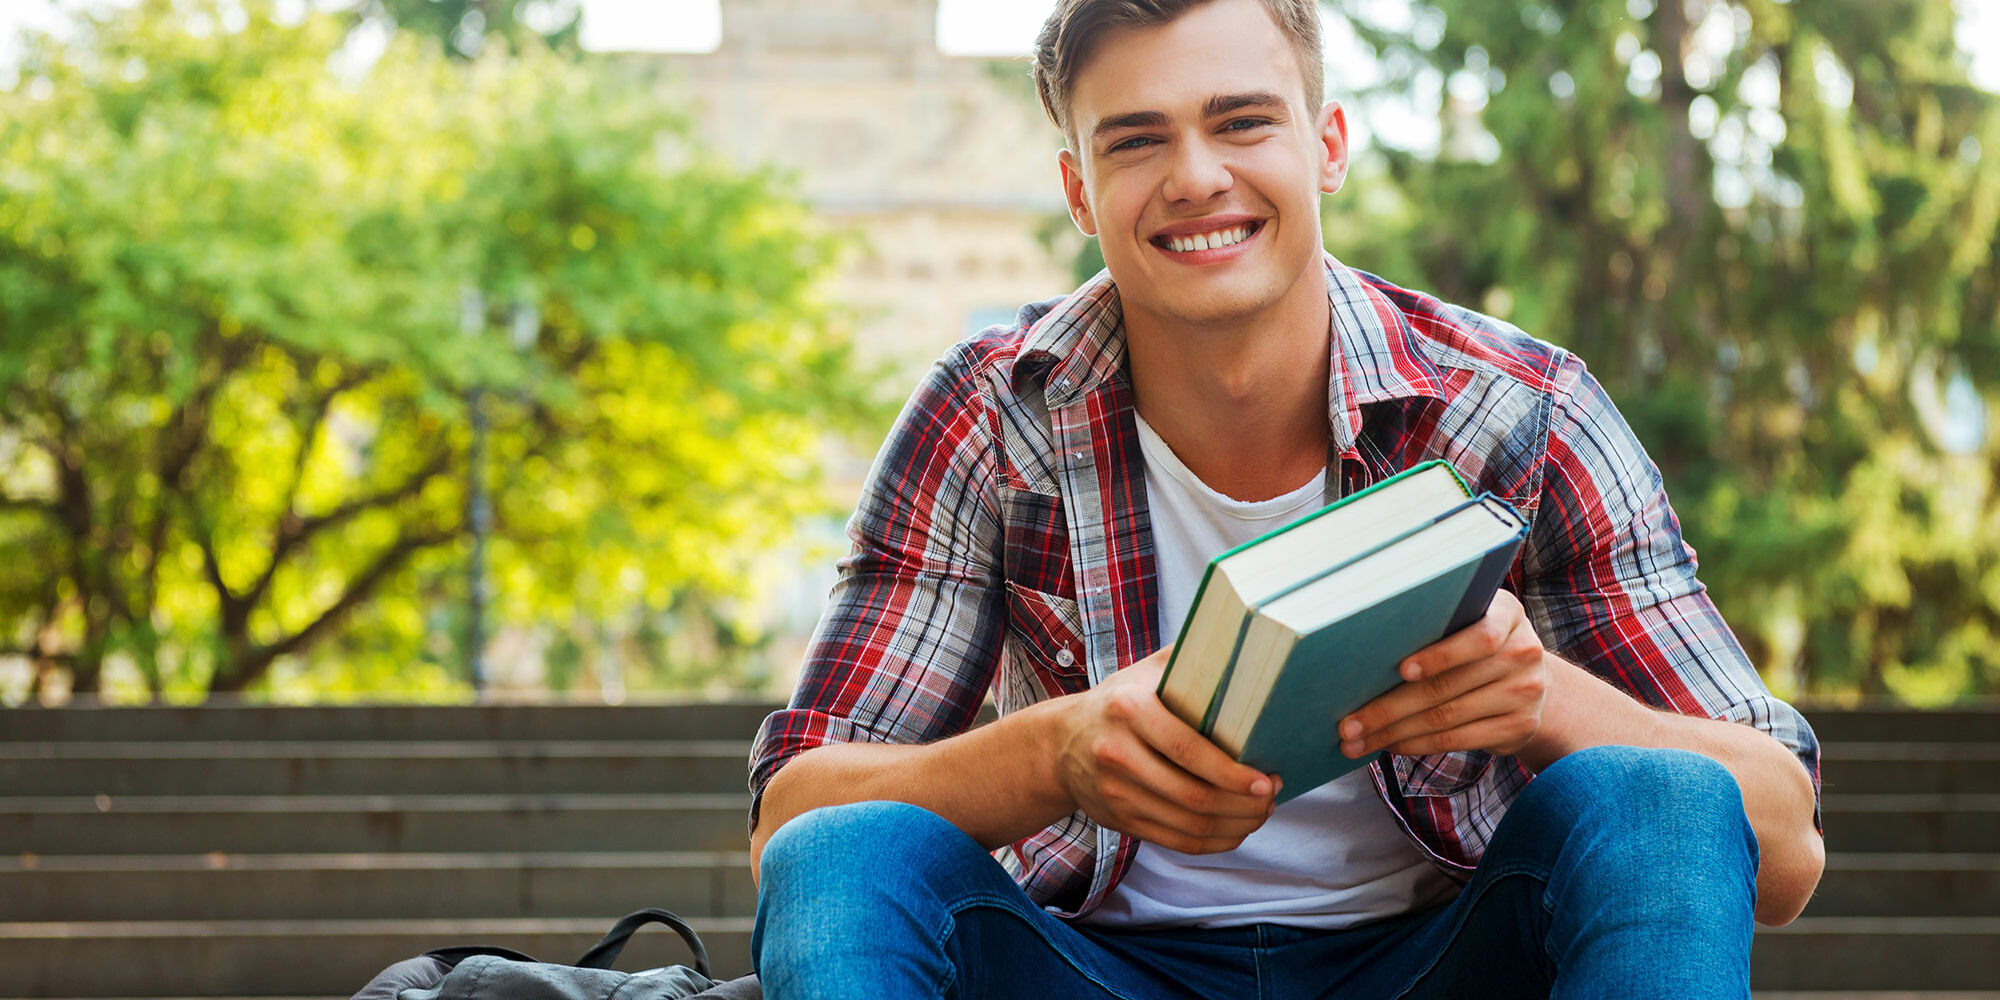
[1325,0,2000,700]
[347,0,581,60]
[0,0,874,698]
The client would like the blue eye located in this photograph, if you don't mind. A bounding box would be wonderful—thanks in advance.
[1110,135,1156,152]
[1224,117,1271,132]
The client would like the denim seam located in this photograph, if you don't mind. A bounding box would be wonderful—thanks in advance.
[1253,925,1270,1000]
[1389,864,1554,999]
[930,891,1153,1000]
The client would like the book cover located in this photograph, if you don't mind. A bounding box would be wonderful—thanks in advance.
[1232,525,1523,802]
[1157,460,1472,714]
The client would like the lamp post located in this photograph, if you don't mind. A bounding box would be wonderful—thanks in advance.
[460,286,490,695]
[461,291,538,697]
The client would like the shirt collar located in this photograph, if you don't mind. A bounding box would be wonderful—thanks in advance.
[1015,254,1448,435]
[1321,253,1448,455]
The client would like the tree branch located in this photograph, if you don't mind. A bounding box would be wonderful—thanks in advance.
[237,444,455,613]
[0,647,75,664]
[155,326,255,492]
[212,526,456,692]
[194,522,246,631]
[0,494,58,516]
[274,368,373,533]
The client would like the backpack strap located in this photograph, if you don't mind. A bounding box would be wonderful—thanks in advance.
[573,908,711,978]
[422,945,539,967]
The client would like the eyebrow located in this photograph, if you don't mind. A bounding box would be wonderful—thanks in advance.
[1089,91,1292,142]
[1204,91,1291,118]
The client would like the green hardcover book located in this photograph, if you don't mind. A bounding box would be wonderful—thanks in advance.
[1156,461,1528,803]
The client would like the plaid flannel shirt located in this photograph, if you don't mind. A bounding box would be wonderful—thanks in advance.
[750,254,1822,919]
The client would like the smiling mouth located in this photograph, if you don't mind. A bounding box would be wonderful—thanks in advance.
[1152,221,1261,254]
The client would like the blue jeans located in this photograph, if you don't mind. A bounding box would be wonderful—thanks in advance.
[753,745,1758,1000]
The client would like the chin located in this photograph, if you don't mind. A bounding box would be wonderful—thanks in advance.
[1160,279,1287,327]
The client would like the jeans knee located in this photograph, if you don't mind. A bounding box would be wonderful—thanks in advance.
[753,800,1005,986]
[1542,745,1739,810]
[1531,746,1755,866]
[760,800,970,898]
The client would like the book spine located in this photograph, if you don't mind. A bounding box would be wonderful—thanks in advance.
[1441,503,1529,635]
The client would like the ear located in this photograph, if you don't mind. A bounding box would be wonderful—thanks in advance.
[1317,100,1350,195]
[1059,147,1098,237]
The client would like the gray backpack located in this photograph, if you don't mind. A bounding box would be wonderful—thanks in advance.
[351,909,760,1000]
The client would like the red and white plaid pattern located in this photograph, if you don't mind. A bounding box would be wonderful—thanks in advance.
[751,255,1821,918]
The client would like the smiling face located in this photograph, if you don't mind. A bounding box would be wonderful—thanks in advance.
[1058,0,1348,335]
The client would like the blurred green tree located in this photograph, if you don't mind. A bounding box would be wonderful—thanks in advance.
[1325,0,2000,700]
[0,0,874,698]
[348,0,581,59]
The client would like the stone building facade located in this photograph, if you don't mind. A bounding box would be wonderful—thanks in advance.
[650,0,1083,375]
[609,1,1088,692]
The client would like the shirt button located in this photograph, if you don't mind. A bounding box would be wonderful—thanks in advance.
[1056,648,1076,668]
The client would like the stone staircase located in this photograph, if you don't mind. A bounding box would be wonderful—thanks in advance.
[2,702,1997,999]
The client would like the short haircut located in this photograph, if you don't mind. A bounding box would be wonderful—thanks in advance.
[1032,0,1326,146]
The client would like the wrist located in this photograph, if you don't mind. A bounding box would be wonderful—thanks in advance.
[1517,654,1585,773]
[1517,655,1663,773]
[1010,696,1082,819]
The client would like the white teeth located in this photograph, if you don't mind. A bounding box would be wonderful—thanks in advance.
[1166,225,1252,253]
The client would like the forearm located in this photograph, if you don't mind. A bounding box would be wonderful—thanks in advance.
[749,699,1075,880]
[1522,657,1824,926]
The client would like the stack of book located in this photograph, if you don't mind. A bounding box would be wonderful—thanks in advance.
[1157,460,1528,802]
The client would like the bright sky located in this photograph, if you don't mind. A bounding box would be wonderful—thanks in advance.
[570,0,1050,55]
[3,1,1997,104]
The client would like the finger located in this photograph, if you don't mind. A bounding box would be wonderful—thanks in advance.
[1378,709,1540,759]
[1095,731,1278,820]
[1343,676,1528,757]
[1119,816,1256,856]
[1126,690,1280,798]
[1103,785,1275,854]
[1339,655,1514,750]
[1399,600,1517,680]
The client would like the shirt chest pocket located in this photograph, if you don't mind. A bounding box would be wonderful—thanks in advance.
[1003,580,1089,695]
[1392,749,1494,798]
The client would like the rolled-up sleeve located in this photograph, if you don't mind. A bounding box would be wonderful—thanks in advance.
[1519,351,1822,826]
[748,350,1007,834]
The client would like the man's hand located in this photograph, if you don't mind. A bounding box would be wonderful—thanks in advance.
[1050,645,1281,855]
[1337,589,1549,760]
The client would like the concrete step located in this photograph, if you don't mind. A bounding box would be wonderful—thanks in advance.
[1753,995,2000,999]
[38,997,2000,1000]
[0,852,756,922]
[7,851,1993,924]
[0,703,783,744]
[48,996,1998,1000]
[1800,707,2000,744]
[0,852,754,922]
[1807,854,2000,917]
[1,701,1987,744]
[3,916,1995,997]
[1819,743,2000,794]
[0,741,754,797]
[1820,795,2000,854]
[7,740,1990,798]
[0,917,758,998]
[1749,918,2000,991]
[1,794,752,855]
[9,791,1990,858]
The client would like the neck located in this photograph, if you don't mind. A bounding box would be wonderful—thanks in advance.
[1124,278,1333,503]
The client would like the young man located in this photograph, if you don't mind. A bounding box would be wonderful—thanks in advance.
[747,0,1824,996]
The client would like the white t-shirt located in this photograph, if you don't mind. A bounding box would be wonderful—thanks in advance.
[1078,414,1459,930]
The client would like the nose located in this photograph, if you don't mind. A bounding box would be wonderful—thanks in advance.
[1160,135,1233,205]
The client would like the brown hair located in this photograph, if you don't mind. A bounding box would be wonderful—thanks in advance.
[1032,0,1325,146]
